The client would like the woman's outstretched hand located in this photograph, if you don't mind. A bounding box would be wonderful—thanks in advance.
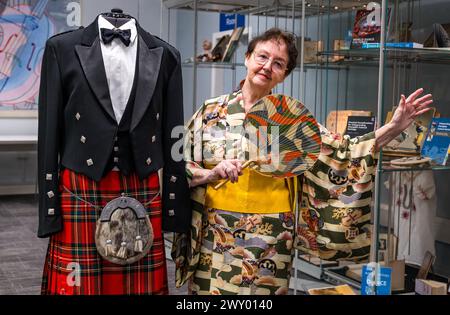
[374,88,433,152]
[390,88,433,132]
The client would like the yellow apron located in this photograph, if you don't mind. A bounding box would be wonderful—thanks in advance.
[205,167,293,214]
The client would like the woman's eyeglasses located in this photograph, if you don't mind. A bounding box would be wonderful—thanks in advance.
[252,51,287,73]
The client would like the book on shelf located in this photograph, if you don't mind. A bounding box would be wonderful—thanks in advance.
[308,284,356,295]
[221,27,244,62]
[361,42,424,49]
[326,110,372,135]
[345,115,376,138]
[361,264,392,295]
[211,34,231,62]
[421,117,450,165]
[351,4,392,49]
[383,107,436,157]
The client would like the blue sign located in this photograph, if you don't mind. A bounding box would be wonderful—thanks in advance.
[220,13,245,31]
[361,264,392,295]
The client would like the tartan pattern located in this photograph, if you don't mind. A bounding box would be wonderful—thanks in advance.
[189,208,294,295]
[41,168,168,295]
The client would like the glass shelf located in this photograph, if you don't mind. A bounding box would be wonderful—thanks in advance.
[320,47,450,64]
[380,161,450,173]
[298,59,405,69]
[182,61,246,69]
[182,59,404,72]
[164,0,416,18]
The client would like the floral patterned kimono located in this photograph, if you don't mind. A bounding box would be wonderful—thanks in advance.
[172,90,378,295]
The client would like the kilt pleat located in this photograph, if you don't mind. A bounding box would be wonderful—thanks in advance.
[41,168,168,295]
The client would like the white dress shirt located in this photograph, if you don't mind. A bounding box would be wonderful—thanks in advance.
[98,15,138,124]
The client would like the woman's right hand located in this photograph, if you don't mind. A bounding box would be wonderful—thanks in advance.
[207,159,243,184]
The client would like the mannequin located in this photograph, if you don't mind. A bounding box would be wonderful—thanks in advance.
[38,10,190,295]
[101,8,132,27]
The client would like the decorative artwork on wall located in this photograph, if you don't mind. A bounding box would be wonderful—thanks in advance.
[0,0,81,113]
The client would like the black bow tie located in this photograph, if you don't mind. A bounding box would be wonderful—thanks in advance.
[100,28,131,46]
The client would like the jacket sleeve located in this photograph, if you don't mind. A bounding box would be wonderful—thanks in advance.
[161,49,192,233]
[37,40,63,238]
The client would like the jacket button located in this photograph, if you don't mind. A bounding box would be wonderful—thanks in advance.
[75,113,81,120]
[170,176,177,183]
[169,193,175,200]
[46,174,52,181]
[47,191,55,198]
[152,135,156,143]
[114,146,119,152]
[80,135,86,143]
[86,158,94,166]
[114,157,119,163]
[168,209,175,216]
[114,136,118,141]
[48,208,55,215]
[146,158,152,165]
[156,113,159,120]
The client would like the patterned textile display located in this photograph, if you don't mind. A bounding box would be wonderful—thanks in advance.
[384,171,436,265]
[297,127,377,261]
[173,90,378,292]
[190,208,295,295]
[41,168,167,295]
[243,94,321,177]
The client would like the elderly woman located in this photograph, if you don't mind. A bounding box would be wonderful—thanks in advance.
[173,28,433,295]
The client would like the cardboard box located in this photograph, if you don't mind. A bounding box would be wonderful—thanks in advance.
[296,38,323,64]
[331,39,346,62]
[415,279,448,295]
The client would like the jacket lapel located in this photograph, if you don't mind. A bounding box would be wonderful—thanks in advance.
[74,18,164,128]
[130,33,163,131]
[75,18,116,122]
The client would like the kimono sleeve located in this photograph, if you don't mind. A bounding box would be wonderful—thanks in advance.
[184,105,206,185]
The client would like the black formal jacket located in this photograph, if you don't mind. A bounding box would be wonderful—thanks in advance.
[37,17,191,238]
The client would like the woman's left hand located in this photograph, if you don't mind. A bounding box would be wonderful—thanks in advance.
[389,88,434,132]
[374,88,434,151]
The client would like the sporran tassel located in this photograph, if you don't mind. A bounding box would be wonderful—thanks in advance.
[105,239,114,257]
[117,241,128,259]
[134,235,143,253]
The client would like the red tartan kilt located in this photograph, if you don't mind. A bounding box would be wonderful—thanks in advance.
[41,168,168,295]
